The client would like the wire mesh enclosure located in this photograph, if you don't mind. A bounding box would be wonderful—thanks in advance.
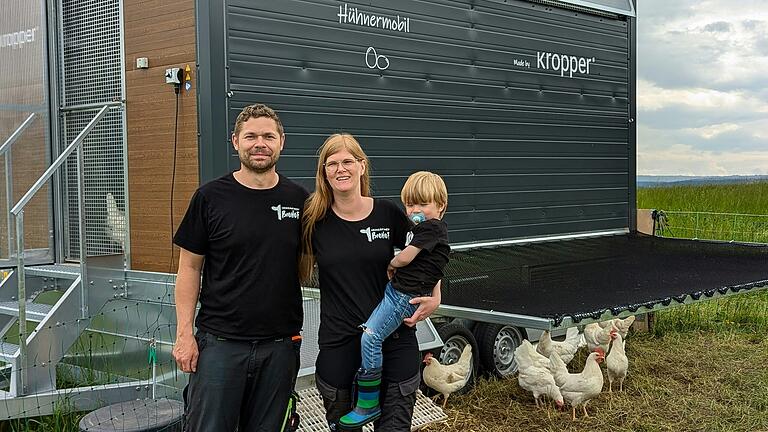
[654,211,768,244]
[59,0,126,260]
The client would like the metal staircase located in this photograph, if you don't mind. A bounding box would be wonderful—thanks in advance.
[0,105,165,419]
[0,266,81,394]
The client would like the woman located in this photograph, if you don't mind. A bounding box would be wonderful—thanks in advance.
[301,133,441,431]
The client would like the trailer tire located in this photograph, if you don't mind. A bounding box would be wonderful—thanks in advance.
[474,323,526,378]
[424,322,479,395]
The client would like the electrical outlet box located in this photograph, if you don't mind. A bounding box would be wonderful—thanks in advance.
[165,68,182,85]
[136,57,149,69]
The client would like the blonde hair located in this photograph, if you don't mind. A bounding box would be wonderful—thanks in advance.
[400,171,448,217]
[299,133,371,283]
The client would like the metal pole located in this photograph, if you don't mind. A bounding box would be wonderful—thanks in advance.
[76,144,88,319]
[695,213,699,238]
[5,154,12,258]
[60,100,123,112]
[15,211,27,395]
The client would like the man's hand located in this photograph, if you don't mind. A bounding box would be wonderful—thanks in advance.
[173,333,199,373]
[174,248,203,373]
[403,295,440,327]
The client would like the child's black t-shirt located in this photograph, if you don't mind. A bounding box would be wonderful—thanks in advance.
[391,219,450,295]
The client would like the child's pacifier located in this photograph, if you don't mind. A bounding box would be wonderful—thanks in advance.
[409,212,426,224]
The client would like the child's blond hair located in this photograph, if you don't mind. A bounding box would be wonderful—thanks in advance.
[400,171,448,217]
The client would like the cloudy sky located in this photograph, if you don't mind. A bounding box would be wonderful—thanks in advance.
[637,0,768,175]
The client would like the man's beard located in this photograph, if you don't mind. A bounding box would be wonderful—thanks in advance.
[239,149,279,173]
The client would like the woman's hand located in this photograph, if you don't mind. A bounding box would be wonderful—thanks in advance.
[387,263,396,279]
[404,280,442,327]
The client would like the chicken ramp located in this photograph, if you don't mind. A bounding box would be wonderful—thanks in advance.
[438,232,768,330]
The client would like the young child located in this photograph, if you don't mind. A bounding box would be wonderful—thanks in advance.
[340,171,450,429]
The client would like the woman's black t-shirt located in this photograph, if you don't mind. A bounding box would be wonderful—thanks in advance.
[312,198,411,348]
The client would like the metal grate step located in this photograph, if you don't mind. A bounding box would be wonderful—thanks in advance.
[0,301,53,321]
[295,387,446,431]
[24,264,81,280]
[0,341,19,360]
[0,364,11,388]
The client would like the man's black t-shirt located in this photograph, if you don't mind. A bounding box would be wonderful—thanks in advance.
[392,219,450,295]
[173,172,308,340]
[312,198,411,348]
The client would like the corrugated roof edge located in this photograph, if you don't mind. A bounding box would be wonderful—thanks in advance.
[526,0,635,18]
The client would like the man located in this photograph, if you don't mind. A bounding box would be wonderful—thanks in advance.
[173,104,308,431]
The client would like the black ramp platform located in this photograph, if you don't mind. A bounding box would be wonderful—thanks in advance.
[442,233,768,326]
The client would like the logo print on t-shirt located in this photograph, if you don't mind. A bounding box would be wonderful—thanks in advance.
[359,227,390,242]
[405,231,414,246]
[271,204,300,221]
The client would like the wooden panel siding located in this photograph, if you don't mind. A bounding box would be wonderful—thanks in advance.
[124,0,198,272]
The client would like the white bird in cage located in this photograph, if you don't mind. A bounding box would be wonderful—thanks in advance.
[106,192,126,250]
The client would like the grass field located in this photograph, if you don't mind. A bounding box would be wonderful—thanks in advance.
[424,181,768,432]
[637,181,768,214]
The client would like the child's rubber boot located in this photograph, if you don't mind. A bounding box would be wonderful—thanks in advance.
[338,368,382,429]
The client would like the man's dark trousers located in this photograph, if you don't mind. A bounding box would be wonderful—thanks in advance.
[184,331,300,431]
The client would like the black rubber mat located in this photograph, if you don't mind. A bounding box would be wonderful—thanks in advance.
[442,233,768,326]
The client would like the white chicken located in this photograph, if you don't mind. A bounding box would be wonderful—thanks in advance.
[598,315,636,340]
[517,366,564,410]
[606,332,628,392]
[584,322,616,353]
[515,339,551,371]
[106,192,126,250]
[612,316,636,340]
[550,349,605,421]
[422,345,472,407]
[515,343,564,409]
[536,327,581,365]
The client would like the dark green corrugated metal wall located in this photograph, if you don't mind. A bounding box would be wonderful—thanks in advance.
[198,0,633,244]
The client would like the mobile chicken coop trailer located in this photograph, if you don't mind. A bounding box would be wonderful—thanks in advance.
[1,0,767,425]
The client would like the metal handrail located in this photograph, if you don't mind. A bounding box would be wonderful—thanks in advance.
[1,113,37,258]
[10,104,110,395]
[11,106,108,215]
[0,113,36,156]
[60,100,123,113]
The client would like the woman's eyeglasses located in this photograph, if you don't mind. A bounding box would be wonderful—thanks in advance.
[324,158,360,173]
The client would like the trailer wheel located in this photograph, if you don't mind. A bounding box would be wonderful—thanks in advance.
[426,322,479,394]
[475,323,526,378]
